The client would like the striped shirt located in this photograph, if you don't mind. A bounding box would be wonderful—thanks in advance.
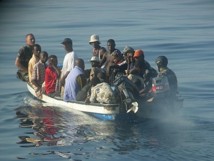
[32,61,46,87]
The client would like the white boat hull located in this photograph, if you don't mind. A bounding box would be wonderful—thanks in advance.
[27,84,120,120]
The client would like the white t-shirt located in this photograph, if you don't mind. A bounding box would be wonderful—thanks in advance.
[61,51,78,78]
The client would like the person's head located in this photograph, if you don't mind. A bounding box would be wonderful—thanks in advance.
[25,33,35,46]
[99,47,107,59]
[122,46,135,61]
[111,49,123,64]
[133,49,144,60]
[40,51,48,63]
[89,34,100,48]
[155,56,168,71]
[75,58,85,70]
[48,55,58,66]
[33,44,41,58]
[107,39,116,53]
[90,56,100,67]
[61,38,73,52]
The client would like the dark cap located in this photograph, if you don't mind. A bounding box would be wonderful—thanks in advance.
[61,38,72,44]
[122,46,134,54]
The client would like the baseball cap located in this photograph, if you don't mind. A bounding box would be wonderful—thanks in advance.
[133,49,144,58]
[61,38,72,44]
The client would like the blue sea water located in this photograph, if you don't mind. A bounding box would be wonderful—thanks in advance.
[0,0,214,160]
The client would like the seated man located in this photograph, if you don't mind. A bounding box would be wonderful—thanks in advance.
[64,58,87,101]
[122,45,135,75]
[128,49,157,96]
[89,56,106,82]
[76,56,104,102]
[108,50,127,84]
[76,77,100,102]
[15,33,35,82]
[155,56,178,97]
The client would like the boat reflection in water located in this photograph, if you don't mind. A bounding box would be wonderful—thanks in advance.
[16,104,64,147]
[15,96,117,148]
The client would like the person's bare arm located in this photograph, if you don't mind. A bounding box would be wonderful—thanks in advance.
[60,71,69,86]
[15,57,28,73]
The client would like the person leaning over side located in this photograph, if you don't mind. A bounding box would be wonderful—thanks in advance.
[28,44,41,85]
[15,33,36,81]
[60,38,78,96]
[45,55,61,97]
[64,58,87,102]
[31,51,48,98]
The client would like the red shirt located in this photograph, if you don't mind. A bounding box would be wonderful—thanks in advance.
[45,66,58,94]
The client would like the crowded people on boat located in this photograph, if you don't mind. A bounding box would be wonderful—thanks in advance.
[64,58,87,102]
[155,55,178,98]
[16,34,180,107]
[28,44,42,85]
[60,38,78,96]
[45,55,61,97]
[15,33,36,82]
[31,51,48,98]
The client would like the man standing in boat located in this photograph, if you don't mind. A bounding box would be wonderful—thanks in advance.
[15,33,35,82]
[60,38,78,97]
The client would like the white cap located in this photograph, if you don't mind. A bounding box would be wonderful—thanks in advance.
[89,34,100,44]
[90,56,99,62]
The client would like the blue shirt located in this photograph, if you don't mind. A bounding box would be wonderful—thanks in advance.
[63,66,84,101]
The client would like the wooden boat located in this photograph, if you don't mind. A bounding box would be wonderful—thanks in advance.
[26,73,183,121]
[27,84,120,121]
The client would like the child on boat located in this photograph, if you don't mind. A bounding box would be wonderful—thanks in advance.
[31,51,48,98]
[45,55,61,97]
